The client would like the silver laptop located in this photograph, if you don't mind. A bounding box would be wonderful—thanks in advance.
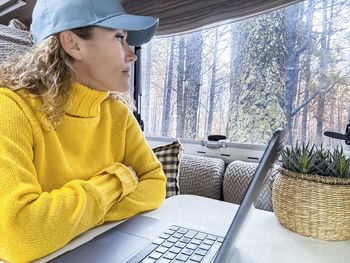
[48,129,285,263]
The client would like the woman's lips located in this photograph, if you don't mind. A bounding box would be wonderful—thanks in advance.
[122,67,131,76]
[122,71,131,77]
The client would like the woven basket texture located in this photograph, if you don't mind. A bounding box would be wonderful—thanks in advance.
[272,168,350,241]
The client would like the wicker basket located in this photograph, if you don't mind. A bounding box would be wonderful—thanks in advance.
[272,167,350,241]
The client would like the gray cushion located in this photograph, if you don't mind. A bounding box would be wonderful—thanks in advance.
[178,154,225,200]
[223,160,278,211]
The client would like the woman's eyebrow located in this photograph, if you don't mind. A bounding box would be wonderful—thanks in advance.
[106,28,127,34]
[115,29,127,36]
[115,29,127,34]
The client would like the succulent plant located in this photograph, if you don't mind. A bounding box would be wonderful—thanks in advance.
[281,142,350,178]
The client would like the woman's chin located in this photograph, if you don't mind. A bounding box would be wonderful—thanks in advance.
[109,85,130,93]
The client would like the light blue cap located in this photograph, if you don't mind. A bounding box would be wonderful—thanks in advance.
[30,0,159,46]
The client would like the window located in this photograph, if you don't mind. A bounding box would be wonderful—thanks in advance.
[0,0,18,10]
[0,0,26,17]
[140,0,350,147]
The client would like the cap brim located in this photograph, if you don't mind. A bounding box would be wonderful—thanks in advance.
[96,14,159,46]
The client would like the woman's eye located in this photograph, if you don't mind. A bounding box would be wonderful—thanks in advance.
[116,34,126,42]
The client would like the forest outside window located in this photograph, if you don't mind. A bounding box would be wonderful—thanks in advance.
[140,0,350,148]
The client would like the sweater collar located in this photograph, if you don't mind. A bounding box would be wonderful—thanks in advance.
[65,83,109,117]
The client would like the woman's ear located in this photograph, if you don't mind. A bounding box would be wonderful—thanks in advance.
[59,31,84,61]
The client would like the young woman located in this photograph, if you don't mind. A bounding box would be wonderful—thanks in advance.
[0,0,166,262]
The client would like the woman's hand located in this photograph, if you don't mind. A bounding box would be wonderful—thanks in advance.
[128,166,139,184]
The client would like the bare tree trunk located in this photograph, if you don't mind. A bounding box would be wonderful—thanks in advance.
[316,0,333,143]
[285,0,314,143]
[161,37,175,136]
[152,106,157,135]
[285,3,301,143]
[338,100,343,133]
[301,0,315,143]
[207,28,219,136]
[293,77,302,141]
[330,94,335,136]
[161,50,169,135]
[183,31,203,139]
[176,35,185,138]
[301,49,311,142]
[204,89,209,136]
[226,22,243,140]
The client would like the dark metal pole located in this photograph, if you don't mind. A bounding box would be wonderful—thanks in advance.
[133,46,144,131]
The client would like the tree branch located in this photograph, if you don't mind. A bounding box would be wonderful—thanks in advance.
[291,72,350,116]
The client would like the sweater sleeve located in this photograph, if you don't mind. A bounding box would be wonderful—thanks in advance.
[104,110,166,221]
[0,95,137,263]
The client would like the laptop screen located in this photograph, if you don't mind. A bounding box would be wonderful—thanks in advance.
[214,128,285,262]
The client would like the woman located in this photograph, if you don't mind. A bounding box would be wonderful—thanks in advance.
[0,0,166,262]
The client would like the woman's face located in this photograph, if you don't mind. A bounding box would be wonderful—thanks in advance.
[73,27,137,92]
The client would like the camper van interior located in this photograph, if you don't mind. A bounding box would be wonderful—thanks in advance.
[0,0,350,262]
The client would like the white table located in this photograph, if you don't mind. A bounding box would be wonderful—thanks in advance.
[35,194,350,263]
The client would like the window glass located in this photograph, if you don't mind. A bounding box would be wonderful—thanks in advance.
[140,0,350,147]
[0,0,16,9]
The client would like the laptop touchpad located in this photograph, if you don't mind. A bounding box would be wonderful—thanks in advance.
[48,229,149,263]
[48,216,171,263]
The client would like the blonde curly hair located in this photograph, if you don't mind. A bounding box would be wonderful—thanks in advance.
[0,26,134,129]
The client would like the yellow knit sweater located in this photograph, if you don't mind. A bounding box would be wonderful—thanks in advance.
[0,83,166,263]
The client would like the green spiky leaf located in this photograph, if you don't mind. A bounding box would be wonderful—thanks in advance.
[281,142,350,178]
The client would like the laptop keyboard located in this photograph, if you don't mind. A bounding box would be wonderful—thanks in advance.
[127,225,224,263]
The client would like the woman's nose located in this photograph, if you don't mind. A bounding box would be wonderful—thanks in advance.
[125,45,137,63]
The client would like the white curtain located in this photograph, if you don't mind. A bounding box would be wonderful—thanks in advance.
[120,0,304,35]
